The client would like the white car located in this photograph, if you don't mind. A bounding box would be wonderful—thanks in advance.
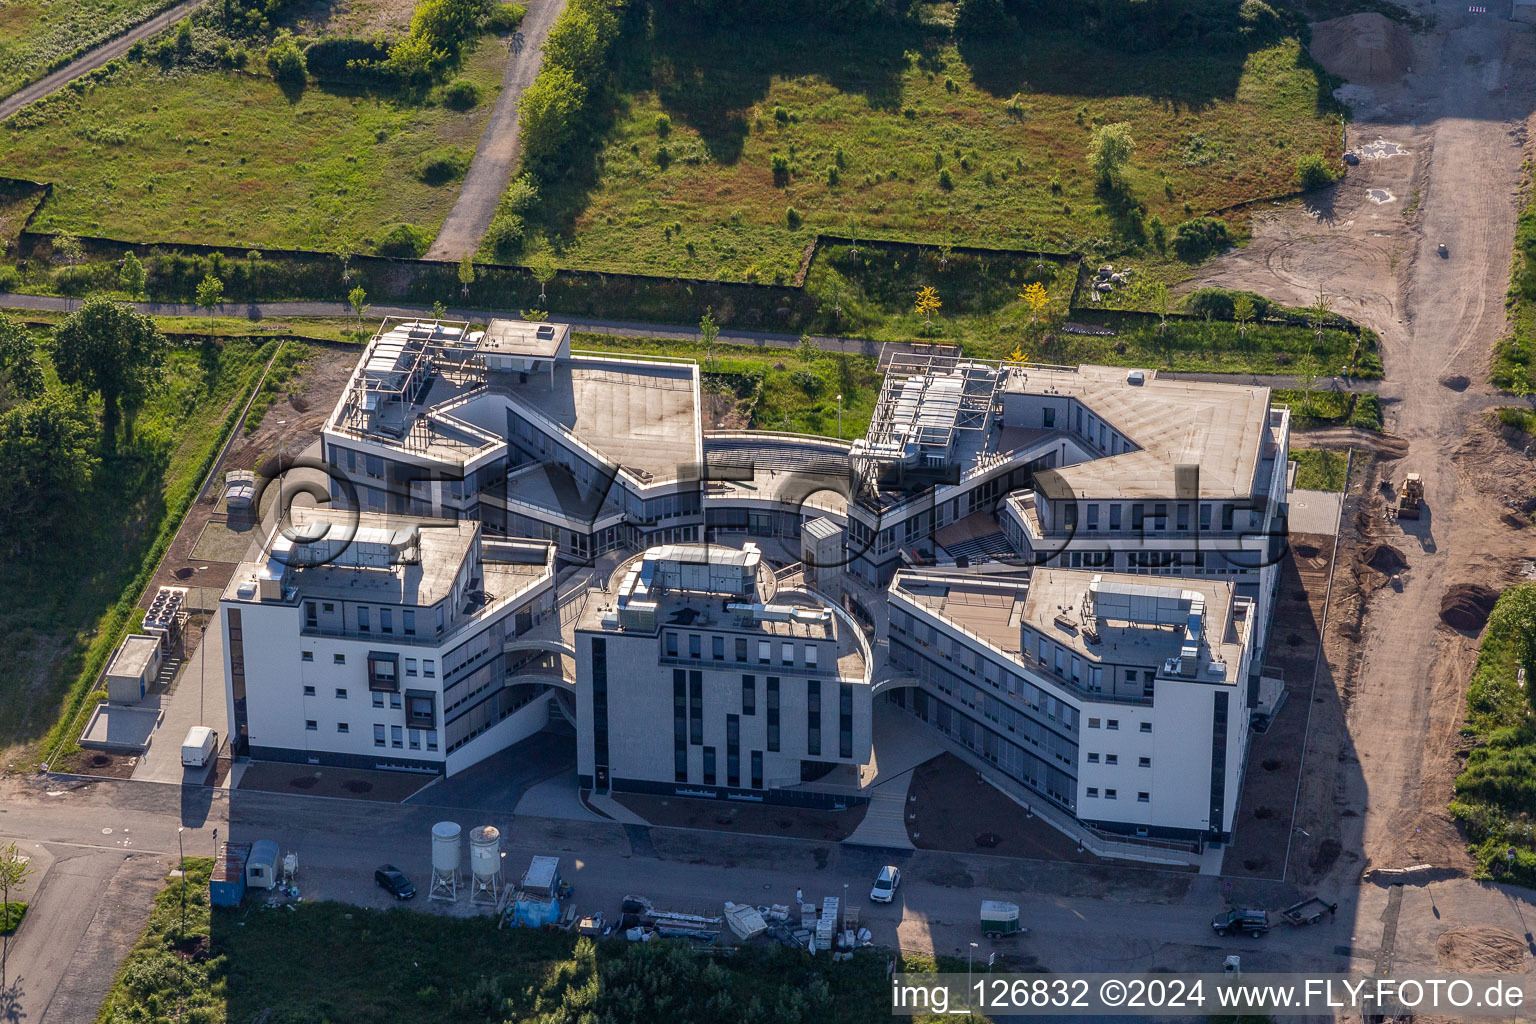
[870,865,901,903]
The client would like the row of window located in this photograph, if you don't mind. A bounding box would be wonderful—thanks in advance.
[300,651,437,677]
[664,632,821,670]
[1083,788,1150,802]
[1086,717,1152,733]
[305,601,441,637]
[1063,501,1256,535]
[1085,753,1152,768]
[301,720,440,752]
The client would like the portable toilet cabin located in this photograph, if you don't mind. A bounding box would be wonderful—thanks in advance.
[210,842,251,907]
[245,840,281,890]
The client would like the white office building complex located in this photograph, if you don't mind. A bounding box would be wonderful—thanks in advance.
[222,318,1295,844]
[886,567,1256,842]
[573,542,873,806]
[219,506,557,774]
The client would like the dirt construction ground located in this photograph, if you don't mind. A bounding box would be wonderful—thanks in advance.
[1193,2,1536,884]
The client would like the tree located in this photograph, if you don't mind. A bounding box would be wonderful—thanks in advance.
[1088,122,1135,183]
[1142,281,1171,335]
[0,393,99,552]
[0,842,31,986]
[52,295,167,449]
[699,307,719,366]
[915,286,941,327]
[119,250,146,299]
[1232,293,1256,340]
[458,252,475,298]
[954,0,1014,37]
[266,30,307,86]
[797,332,817,363]
[196,274,224,332]
[527,247,558,305]
[1020,281,1049,327]
[937,242,954,272]
[1293,354,1320,417]
[432,300,447,320]
[348,285,369,324]
[1308,289,1333,344]
[0,313,44,411]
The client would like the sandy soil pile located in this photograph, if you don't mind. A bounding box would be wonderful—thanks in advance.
[1439,583,1499,631]
[1361,542,1408,574]
[1309,13,1413,86]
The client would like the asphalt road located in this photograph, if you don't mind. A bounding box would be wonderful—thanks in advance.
[0,0,205,125]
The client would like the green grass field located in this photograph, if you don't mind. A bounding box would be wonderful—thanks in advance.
[1450,585,1536,886]
[0,37,509,250]
[0,0,180,100]
[1289,448,1348,491]
[1493,201,1536,394]
[1,334,270,759]
[542,13,1338,284]
[0,901,26,936]
[101,858,982,1024]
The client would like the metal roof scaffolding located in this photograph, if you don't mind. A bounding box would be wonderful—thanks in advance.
[333,318,485,445]
[861,348,1007,463]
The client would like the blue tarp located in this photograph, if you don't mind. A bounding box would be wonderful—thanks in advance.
[512,897,560,928]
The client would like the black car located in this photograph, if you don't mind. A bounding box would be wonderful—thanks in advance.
[1212,909,1269,937]
[375,865,416,900]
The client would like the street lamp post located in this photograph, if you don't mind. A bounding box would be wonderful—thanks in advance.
[968,941,979,1015]
[177,826,186,938]
[836,393,843,440]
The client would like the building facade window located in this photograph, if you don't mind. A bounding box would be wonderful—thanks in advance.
[374,724,386,747]
[742,675,755,715]
[839,682,854,760]
[703,745,716,785]
[391,725,403,748]
[806,680,821,757]
[303,685,316,697]
[337,722,349,734]
[305,720,317,731]
[335,688,347,699]
[766,677,780,752]
[592,638,609,783]
[673,670,688,782]
[726,714,740,787]
[689,671,703,745]
[751,750,763,789]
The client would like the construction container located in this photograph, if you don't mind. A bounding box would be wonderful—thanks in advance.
[210,843,252,907]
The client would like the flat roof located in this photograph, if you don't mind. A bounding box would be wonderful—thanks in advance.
[1009,365,1273,500]
[891,566,1249,683]
[107,634,160,679]
[482,318,568,359]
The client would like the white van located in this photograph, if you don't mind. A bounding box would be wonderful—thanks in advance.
[181,726,218,768]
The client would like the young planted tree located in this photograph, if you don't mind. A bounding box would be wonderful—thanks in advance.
[699,307,720,367]
[1088,122,1135,184]
[527,247,558,305]
[119,250,146,299]
[1293,354,1321,417]
[196,274,224,332]
[348,285,369,324]
[915,286,941,328]
[1020,281,1049,327]
[1232,293,1256,341]
[0,841,34,986]
[1308,289,1333,344]
[797,332,817,364]
[458,253,476,298]
[432,300,447,321]
[52,295,167,449]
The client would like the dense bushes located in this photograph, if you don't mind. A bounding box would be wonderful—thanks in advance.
[1295,153,1339,191]
[1171,216,1231,261]
[517,0,628,177]
[442,77,482,108]
[375,223,432,257]
[417,148,473,185]
[302,36,392,85]
[265,31,308,85]
[954,0,1015,38]
[486,174,541,257]
[1184,288,1273,321]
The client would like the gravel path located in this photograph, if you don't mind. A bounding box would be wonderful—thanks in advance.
[424,0,571,262]
[0,0,204,124]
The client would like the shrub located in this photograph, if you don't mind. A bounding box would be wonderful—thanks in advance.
[1349,393,1383,431]
[1238,0,1282,38]
[656,113,671,136]
[375,223,430,258]
[519,65,588,172]
[786,207,801,229]
[938,169,953,190]
[486,173,540,257]
[442,78,481,109]
[770,153,790,186]
[825,166,839,186]
[417,148,472,185]
[773,104,789,123]
[303,37,391,84]
[1149,214,1167,253]
[1296,153,1339,191]
[1172,217,1231,261]
[953,0,1013,37]
[265,32,307,85]
[486,1,526,32]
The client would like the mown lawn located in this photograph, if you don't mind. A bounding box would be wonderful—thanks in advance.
[1289,448,1347,491]
[544,13,1339,284]
[101,858,980,1024]
[1,334,270,760]
[1493,200,1536,395]
[0,39,509,250]
[0,0,180,100]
